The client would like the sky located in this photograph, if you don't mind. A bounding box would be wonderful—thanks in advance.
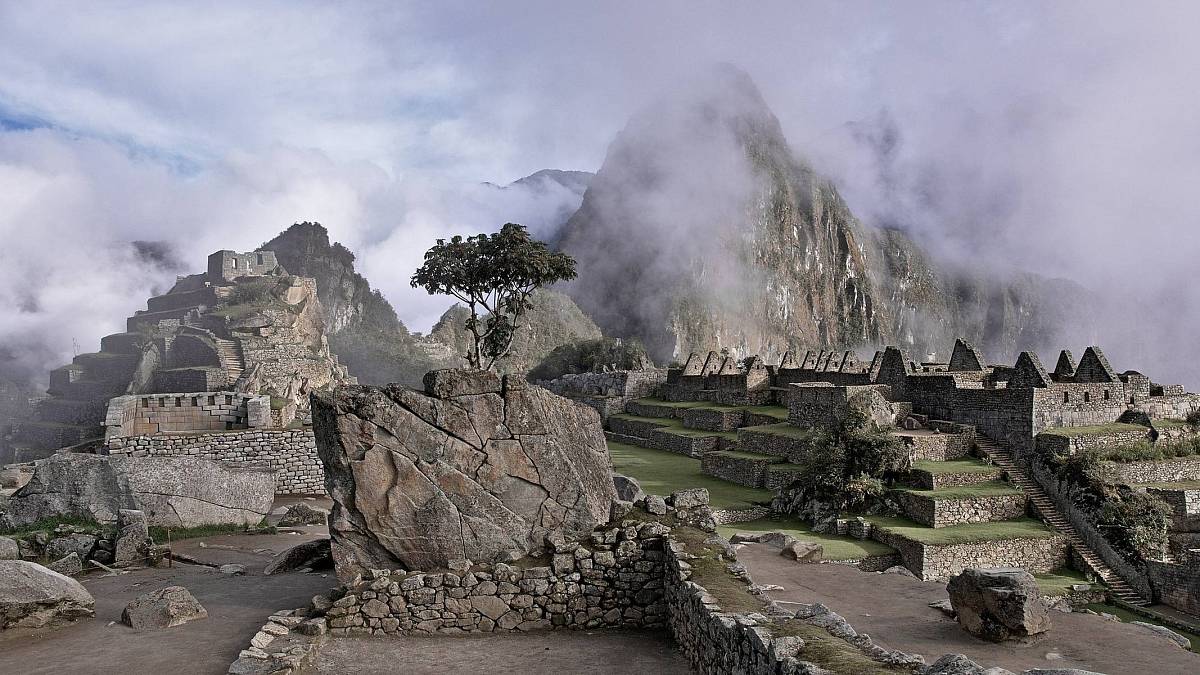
[2,1,1199,387]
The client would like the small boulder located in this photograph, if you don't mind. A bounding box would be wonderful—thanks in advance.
[947,567,1050,642]
[727,532,766,544]
[643,495,667,516]
[1132,621,1190,649]
[264,539,332,575]
[757,531,798,549]
[612,474,644,503]
[219,564,246,576]
[0,560,95,629]
[0,536,18,560]
[277,503,329,527]
[46,534,97,561]
[781,541,823,562]
[46,553,83,577]
[669,488,710,510]
[121,586,207,630]
[884,565,919,579]
[113,509,152,567]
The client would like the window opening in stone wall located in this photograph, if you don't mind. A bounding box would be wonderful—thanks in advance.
[1083,392,1090,403]
[1063,392,1070,403]
[1103,390,1110,400]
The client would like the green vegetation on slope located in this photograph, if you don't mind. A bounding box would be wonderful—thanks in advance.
[1035,568,1092,596]
[895,480,1023,500]
[910,458,999,475]
[607,441,772,510]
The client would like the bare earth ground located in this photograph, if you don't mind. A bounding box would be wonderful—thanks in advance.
[0,528,334,675]
[314,631,690,675]
[737,543,1200,675]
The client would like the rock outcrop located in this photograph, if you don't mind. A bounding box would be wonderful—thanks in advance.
[947,567,1051,642]
[0,560,95,629]
[4,454,274,528]
[121,586,208,630]
[312,369,617,577]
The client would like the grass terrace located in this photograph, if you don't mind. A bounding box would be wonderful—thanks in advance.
[1137,480,1200,490]
[717,516,895,561]
[609,413,678,426]
[863,515,1057,545]
[739,422,811,439]
[630,397,706,409]
[707,449,781,462]
[1034,568,1092,596]
[1153,418,1191,429]
[1040,423,1148,438]
[608,441,772,510]
[893,481,1023,500]
[910,458,998,475]
[656,426,739,441]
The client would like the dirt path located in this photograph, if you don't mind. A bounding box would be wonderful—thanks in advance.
[315,631,690,674]
[737,543,1200,675]
[0,529,335,675]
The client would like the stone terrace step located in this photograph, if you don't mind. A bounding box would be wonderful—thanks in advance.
[608,414,677,439]
[683,405,746,432]
[648,426,736,458]
[904,459,1004,490]
[891,482,1029,528]
[624,398,705,419]
[975,436,1150,606]
[735,423,809,459]
[700,449,784,488]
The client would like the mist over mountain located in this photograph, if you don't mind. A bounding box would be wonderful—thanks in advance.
[558,65,1093,364]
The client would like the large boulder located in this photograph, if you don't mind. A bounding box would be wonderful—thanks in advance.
[312,370,617,577]
[121,585,207,630]
[0,560,95,629]
[947,567,1051,642]
[4,454,274,528]
[0,537,18,560]
[113,509,152,567]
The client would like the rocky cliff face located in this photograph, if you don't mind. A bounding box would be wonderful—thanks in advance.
[557,65,1092,364]
[311,369,616,576]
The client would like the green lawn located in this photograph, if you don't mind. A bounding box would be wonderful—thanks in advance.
[656,426,739,441]
[1039,423,1148,438]
[1153,418,1191,429]
[740,422,811,439]
[609,413,679,426]
[608,441,773,510]
[1035,568,1092,596]
[911,458,998,475]
[631,398,705,409]
[864,515,1057,545]
[894,480,1023,500]
[716,516,895,561]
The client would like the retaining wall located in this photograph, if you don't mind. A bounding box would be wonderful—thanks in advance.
[1110,456,1200,484]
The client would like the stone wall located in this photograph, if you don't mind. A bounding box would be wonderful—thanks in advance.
[103,428,322,495]
[1034,427,1151,457]
[892,491,1028,528]
[1146,486,1200,532]
[1146,550,1200,617]
[701,451,776,488]
[537,369,667,421]
[905,466,1002,490]
[151,367,226,393]
[103,392,270,438]
[895,429,974,461]
[736,427,800,459]
[649,429,720,458]
[869,528,1068,581]
[1133,393,1200,420]
[1109,456,1200,484]
[787,383,895,430]
[684,406,745,431]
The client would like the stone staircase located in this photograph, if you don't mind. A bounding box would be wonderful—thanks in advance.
[215,338,245,384]
[974,436,1149,606]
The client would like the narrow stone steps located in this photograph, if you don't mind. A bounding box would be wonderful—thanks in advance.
[214,338,245,383]
[974,437,1149,606]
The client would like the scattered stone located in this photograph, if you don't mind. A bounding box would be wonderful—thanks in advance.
[947,568,1050,642]
[1021,670,1105,675]
[669,488,710,509]
[612,474,644,503]
[929,599,956,618]
[0,560,95,629]
[0,536,18,560]
[220,564,246,576]
[757,531,798,550]
[297,617,327,636]
[1131,621,1190,649]
[45,534,97,561]
[277,502,328,527]
[780,541,823,562]
[643,495,668,516]
[727,532,766,544]
[924,654,985,675]
[264,539,332,575]
[113,509,152,567]
[4,454,274,528]
[46,552,83,576]
[883,565,919,579]
[121,585,208,630]
[609,499,634,521]
[447,558,473,573]
[749,584,784,593]
[311,375,617,577]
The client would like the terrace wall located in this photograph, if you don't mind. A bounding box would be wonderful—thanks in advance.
[1109,457,1200,485]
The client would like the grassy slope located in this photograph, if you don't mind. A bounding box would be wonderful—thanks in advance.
[739,422,811,439]
[716,516,895,560]
[895,480,1023,500]
[911,458,999,475]
[608,441,772,510]
[1035,568,1091,596]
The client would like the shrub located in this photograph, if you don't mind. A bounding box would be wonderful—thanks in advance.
[1187,408,1200,427]
[1096,492,1172,559]
[228,279,278,306]
[527,337,654,381]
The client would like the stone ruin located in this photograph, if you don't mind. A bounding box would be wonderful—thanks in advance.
[311,368,616,578]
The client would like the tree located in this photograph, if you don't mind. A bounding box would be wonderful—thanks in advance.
[411,223,577,370]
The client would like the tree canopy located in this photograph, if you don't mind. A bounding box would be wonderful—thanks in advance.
[411,223,577,370]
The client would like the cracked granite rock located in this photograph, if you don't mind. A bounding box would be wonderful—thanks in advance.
[2,454,274,528]
[312,369,617,578]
